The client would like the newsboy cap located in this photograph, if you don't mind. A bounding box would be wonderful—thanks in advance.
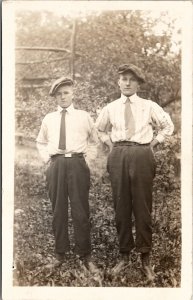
[49,77,73,96]
[118,64,145,83]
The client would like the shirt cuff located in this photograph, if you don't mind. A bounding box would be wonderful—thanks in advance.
[155,134,165,143]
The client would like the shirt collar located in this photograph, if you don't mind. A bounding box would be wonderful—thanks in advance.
[121,93,138,104]
[57,104,74,113]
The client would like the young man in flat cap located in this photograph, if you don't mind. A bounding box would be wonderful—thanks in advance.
[96,64,174,280]
[36,77,98,269]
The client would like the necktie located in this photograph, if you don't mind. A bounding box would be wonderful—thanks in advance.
[124,98,135,139]
[58,109,66,150]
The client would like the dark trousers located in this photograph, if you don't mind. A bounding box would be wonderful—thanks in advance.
[107,144,156,254]
[46,155,91,256]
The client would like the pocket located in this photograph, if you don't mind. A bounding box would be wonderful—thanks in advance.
[107,149,113,173]
[45,160,54,181]
[149,147,156,176]
[80,157,90,173]
[79,158,90,189]
[45,163,51,182]
[83,156,90,168]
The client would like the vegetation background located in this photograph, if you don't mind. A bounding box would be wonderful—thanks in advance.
[14,8,181,287]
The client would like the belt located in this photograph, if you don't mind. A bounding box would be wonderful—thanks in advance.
[51,153,84,160]
[114,141,150,147]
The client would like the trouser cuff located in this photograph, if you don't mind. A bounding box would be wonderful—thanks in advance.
[119,245,134,254]
[136,247,151,253]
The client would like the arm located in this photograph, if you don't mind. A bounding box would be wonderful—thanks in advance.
[151,102,174,149]
[36,142,50,163]
[95,106,113,151]
[36,118,50,163]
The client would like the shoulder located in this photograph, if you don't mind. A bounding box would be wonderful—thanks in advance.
[147,99,163,111]
[138,98,166,116]
[74,109,91,118]
[104,98,122,110]
[73,109,93,123]
[75,108,89,114]
[136,96,160,108]
[43,111,58,121]
[134,95,149,103]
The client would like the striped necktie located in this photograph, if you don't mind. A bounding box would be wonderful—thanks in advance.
[124,98,135,139]
[58,109,66,150]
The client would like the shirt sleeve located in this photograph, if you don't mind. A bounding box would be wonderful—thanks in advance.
[151,102,174,143]
[36,117,50,163]
[95,106,112,143]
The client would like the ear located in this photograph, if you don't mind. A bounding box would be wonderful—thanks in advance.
[118,79,121,88]
[137,81,140,90]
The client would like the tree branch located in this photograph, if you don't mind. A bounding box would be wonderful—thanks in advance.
[15,46,81,57]
[15,46,71,53]
[161,97,180,108]
[16,56,69,65]
[17,84,48,88]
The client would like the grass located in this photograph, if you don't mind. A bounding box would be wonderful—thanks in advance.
[13,143,181,287]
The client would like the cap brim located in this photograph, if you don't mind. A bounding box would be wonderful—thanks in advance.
[49,78,73,96]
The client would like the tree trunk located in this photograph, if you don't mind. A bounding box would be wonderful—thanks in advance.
[161,97,180,108]
[70,20,77,80]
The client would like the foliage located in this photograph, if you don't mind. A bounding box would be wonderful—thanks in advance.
[15,10,181,139]
[13,136,181,287]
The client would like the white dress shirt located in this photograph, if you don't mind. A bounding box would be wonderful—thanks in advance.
[36,104,98,163]
[95,93,174,144]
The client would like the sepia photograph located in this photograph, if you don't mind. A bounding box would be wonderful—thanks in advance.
[2,1,192,300]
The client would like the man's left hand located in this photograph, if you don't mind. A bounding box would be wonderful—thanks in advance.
[150,139,159,153]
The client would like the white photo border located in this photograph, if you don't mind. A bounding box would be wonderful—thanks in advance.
[2,1,192,300]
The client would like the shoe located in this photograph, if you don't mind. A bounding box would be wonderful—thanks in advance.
[53,253,66,267]
[56,253,65,261]
[112,253,130,274]
[79,254,99,273]
[141,253,155,281]
[45,253,66,269]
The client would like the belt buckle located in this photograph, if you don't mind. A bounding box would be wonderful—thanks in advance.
[64,153,72,157]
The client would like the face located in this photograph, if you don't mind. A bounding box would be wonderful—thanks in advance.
[55,85,73,108]
[118,72,140,96]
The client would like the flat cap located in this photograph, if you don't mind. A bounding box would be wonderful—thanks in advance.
[49,77,73,96]
[118,64,145,83]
